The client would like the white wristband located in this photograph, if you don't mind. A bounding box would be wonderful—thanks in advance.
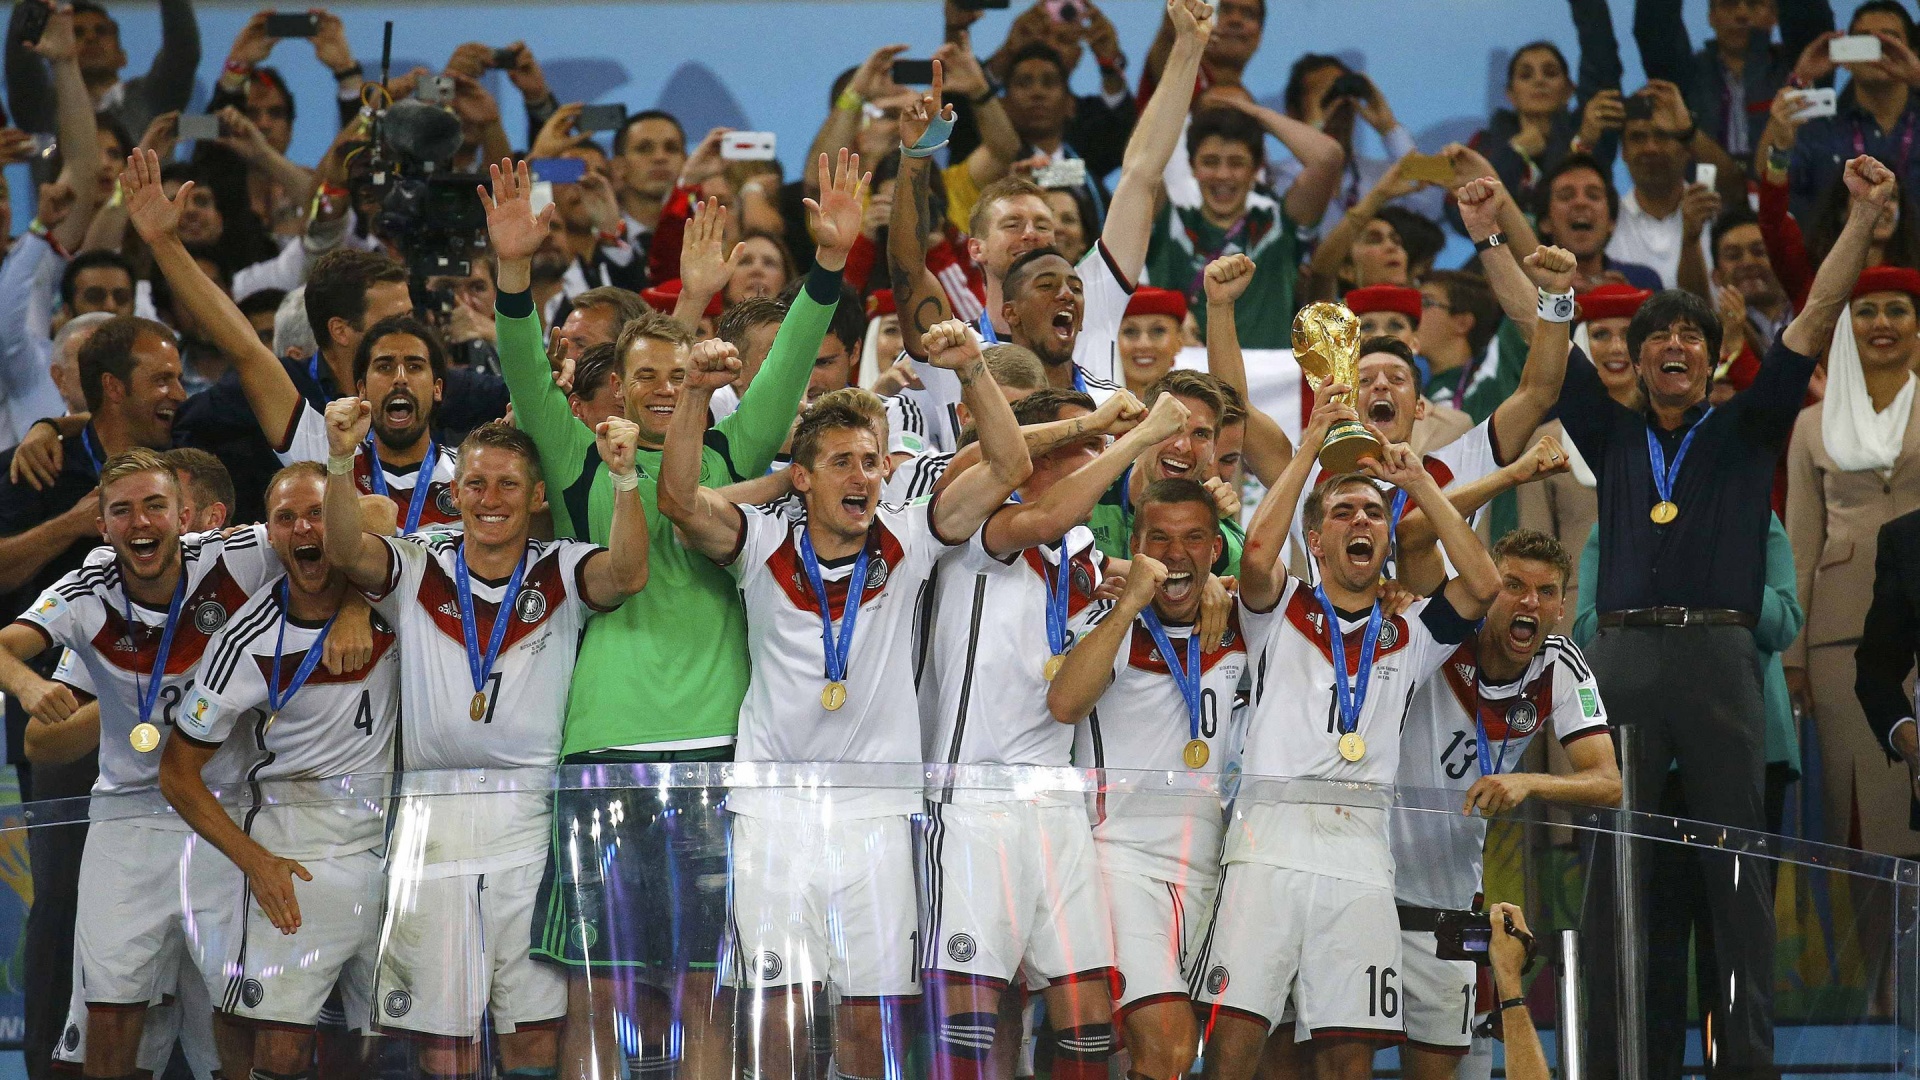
[327,453,356,475]
[1537,288,1576,324]
[609,469,640,491]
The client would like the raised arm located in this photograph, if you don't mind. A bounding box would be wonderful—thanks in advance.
[1201,254,1292,484]
[1783,156,1895,358]
[1367,443,1499,619]
[1487,245,1577,462]
[1393,435,1572,595]
[673,198,745,333]
[941,38,1020,188]
[34,5,100,254]
[888,65,957,358]
[1454,172,1543,331]
[1100,0,1214,278]
[321,398,395,590]
[655,340,747,562]
[125,148,302,441]
[143,0,203,114]
[935,389,1148,495]
[981,392,1188,555]
[578,416,650,607]
[1048,556,1164,723]
[1306,159,1427,301]
[922,320,1031,539]
[1242,380,1347,611]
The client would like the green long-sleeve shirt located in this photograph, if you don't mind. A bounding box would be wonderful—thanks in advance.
[495,268,837,756]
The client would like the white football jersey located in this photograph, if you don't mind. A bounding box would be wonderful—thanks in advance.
[17,529,280,822]
[885,451,953,505]
[900,243,1127,452]
[1392,636,1608,910]
[921,519,1105,801]
[278,405,462,534]
[728,499,958,817]
[366,533,607,872]
[178,575,400,860]
[1287,420,1501,581]
[1070,603,1249,885]
[1227,578,1475,887]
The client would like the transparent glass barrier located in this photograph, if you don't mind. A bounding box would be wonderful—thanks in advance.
[5,764,1914,1079]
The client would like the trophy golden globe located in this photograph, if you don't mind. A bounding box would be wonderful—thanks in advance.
[1292,302,1384,473]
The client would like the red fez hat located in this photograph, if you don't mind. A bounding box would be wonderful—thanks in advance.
[1575,283,1652,323]
[1343,284,1423,324]
[1852,264,1920,301]
[640,279,724,318]
[866,289,896,318]
[1124,286,1189,322]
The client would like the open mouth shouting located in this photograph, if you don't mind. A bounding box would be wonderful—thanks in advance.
[1659,359,1690,375]
[380,392,419,429]
[292,542,325,567]
[1161,569,1195,603]
[125,535,165,572]
[1155,452,1195,480]
[1507,613,1540,651]
[840,492,872,520]
[1367,397,1397,426]
[1344,533,1375,568]
[1049,309,1075,345]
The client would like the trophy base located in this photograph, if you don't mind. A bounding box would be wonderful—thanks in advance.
[1317,421,1384,474]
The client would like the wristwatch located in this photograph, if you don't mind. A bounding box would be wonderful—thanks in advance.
[1473,231,1508,253]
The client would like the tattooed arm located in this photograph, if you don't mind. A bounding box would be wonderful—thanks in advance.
[888,69,958,359]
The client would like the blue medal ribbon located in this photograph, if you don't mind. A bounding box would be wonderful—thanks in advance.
[798,527,869,685]
[364,431,438,534]
[122,567,189,728]
[266,579,339,715]
[975,311,1000,345]
[1645,406,1713,514]
[1312,586,1385,742]
[454,540,529,702]
[1042,538,1072,657]
[1471,678,1515,778]
[78,427,105,478]
[1139,606,1202,743]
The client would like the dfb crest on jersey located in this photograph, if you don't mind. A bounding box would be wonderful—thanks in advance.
[865,557,890,592]
[371,612,392,634]
[1376,619,1399,650]
[756,951,783,982]
[384,990,412,1017]
[947,933,977,963]
[241,979,264,1008]
[1505,700,1540,736]
[435,484,456,516]
[62,1023,79,1053]
[193,599,228,634]
[515,586,547,623]
[1205,965,1230,995]
[1071,562,1093,598]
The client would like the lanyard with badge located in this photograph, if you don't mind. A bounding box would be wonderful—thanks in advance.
[124,570,188,753]
[1645,406,1713,524]
[364,430,439,534]
[454,540,528,722]
[1140,606,1208,768]
[1313,586,1384,761]
[263,578,339,731]
[799,527,869,712]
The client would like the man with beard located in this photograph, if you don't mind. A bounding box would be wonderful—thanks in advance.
[890,0,1214,450]
[0,448,284,1080]
[1531,154,1662,293]
[159,462,398,1080]
[124,149,460,535]
[1568,154,1895,1080]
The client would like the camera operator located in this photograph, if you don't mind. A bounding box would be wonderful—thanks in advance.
[1489,903,1550,1080]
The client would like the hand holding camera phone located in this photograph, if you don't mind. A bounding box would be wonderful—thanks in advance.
[263,11,320,37]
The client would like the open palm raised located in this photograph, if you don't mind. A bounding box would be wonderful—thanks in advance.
[804,148,871,267]
[478,156,556,262]
[123,149,185,243]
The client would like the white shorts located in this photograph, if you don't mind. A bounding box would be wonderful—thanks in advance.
[921,801,1113,988]
[1193,863,1403,1041]
[74,821,197,1004]
[1399,928,1476,1053]
[372,859,565,1039]
[1101,862,1216,1017]
[52,960,215,1074]
[200,849,383,1029]
[722,812,920,999]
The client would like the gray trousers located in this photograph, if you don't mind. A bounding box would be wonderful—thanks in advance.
[1581,624,1775,1078]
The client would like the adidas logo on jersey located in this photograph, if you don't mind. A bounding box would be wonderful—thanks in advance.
[437,600,461,619]
[1454,662,1475,683]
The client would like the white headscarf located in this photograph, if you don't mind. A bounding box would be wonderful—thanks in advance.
[1822,301,1917,474]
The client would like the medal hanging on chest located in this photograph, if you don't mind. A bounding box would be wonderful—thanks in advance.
[799,528,870,713]
[1314,587,1384,763]
[263,579,339,731]
[124,570,188,754]
[1041,539,1072,682]
[1645,407,1712,524]
[455,541,528,724]
[1140,607,1208,770]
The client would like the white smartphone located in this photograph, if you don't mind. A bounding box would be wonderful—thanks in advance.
[1033,158,1089,189]
[720,131,777,161]
[1694,163,1717,190]
[1830,34,1884,63]
[1787,86,1839,120]
[529,180,555,217]
[178,113,221,141]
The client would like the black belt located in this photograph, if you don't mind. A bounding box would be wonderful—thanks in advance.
[1397,905,1444,933]
[1597,607,1756,629]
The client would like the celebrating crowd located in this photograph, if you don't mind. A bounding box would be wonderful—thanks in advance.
[0,0,1914,1079]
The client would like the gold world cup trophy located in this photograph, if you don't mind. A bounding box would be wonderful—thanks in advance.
[1292,302,1385,473]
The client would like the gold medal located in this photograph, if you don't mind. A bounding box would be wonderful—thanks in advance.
[264,710,279,732]
[470,692,488,721]
[1043,653,1065,682]
[129,722,160,754]
[1650,500,1678,524]
[1183,739,1210,769]
[1338,731,1366,762]
[821,681,847,711]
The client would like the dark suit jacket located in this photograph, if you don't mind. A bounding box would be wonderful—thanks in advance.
[1856,506,1920,830]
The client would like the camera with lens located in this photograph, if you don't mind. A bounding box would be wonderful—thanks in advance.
[357,43,489,278]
